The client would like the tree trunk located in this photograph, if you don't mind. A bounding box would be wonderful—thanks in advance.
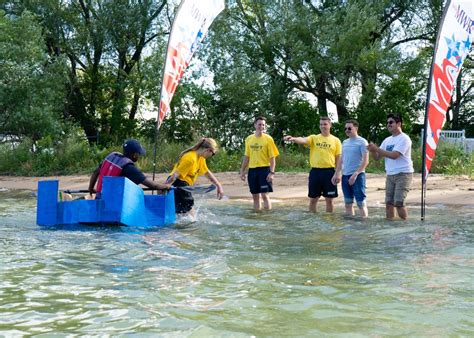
[451,68,463,128]
[316,77,328,116]
[66,56,98,144]
[129,86,140,121]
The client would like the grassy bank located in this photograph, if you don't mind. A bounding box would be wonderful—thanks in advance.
[1,136,473,178]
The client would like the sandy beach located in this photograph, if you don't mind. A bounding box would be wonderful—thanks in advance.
[1,172,473,207]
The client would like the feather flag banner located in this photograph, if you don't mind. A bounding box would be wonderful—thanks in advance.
[422,0,473,177]
[157,0,225,128]
[421,0,473,219]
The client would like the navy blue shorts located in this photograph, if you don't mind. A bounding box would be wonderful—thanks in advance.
[172,179,194,214]
[341,173,366,205]
[308,168,338,198]
[248,167,273,194]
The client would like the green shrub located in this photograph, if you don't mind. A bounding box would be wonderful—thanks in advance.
[1,136,472,178]
[419,142,473,177]
[205,150,241,172]
[277,149,310,172]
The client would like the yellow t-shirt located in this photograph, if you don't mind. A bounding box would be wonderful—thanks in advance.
[308,134,342,168]
[244,133,279,168]
[170,150,208,185]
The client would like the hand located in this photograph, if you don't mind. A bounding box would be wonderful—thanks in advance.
[283,135,293,142]
[240,172,246,181]
[156,183,172,190]
[89,188,96,195]
[349,173,358,186]
[367,142,378,152]
[216,186,224,200]
[331,174,341,185]
[266,172,274,182]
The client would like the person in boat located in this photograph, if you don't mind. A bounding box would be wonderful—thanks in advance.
[88,139,171,198]
[239,116,279,210]
[167,137,224,215]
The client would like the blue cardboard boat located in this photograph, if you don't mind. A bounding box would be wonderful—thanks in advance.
[37,176,176,227]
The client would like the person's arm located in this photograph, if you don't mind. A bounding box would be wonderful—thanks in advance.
[349,152,369,186]
[368,143,400,160]
[88,166,100,195]
[284,135,309,145]
[165,172,180,184]
[331,154,342,185]
[367,143,382,160]
[122,164,171,191]
[205,170,224,199]
[141,178,171,191]
[240,156,250,181]
[267,157,276,182]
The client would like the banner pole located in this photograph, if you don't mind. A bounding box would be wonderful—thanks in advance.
[152,0,186,182]
[420,0,452,221]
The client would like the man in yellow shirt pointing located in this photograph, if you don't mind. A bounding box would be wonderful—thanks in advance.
[284,116,342,213]
[240,116,280,210]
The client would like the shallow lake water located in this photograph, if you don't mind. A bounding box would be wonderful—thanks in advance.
[1,190,473,336]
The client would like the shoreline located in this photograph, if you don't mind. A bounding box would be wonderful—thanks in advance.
[1,172,473,207]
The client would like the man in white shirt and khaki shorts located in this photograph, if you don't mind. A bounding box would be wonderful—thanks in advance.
[368,114,414,220]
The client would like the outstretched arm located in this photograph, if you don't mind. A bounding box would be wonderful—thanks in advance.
[205,170,224,199]
[141,178,171,191]
[283,135,309,145]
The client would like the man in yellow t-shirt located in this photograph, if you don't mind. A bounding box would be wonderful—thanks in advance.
[239,116,280,210]
[284,116,342,213]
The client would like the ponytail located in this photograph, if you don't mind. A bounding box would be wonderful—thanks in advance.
[177,137,218,161]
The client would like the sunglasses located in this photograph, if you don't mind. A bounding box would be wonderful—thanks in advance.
[344,127,352,131]
[387,120,397,125]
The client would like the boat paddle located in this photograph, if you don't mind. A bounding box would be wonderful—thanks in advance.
[63,184,216,195]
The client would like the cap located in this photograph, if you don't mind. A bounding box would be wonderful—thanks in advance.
[123,139,146,156]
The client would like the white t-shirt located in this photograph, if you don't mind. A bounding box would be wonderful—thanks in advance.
[380,132,414,175]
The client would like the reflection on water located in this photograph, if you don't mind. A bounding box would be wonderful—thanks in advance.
[1,190,473,336]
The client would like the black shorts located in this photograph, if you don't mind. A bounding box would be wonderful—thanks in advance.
[172,179,194,214]
[248,167,273,194]
[308,168,338,198]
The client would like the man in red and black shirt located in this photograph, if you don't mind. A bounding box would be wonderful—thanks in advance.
[88,139,170,198]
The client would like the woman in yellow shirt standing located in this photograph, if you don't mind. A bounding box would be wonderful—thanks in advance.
[239,116,280,210]
[167,138,224,215]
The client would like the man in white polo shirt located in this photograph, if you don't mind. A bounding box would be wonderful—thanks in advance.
[368,114,414,220]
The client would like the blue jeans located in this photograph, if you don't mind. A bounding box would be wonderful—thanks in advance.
[341,173,366,206]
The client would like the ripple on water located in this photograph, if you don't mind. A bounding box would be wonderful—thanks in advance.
[0,194,473,335]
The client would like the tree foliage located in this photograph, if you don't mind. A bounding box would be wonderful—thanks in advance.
[0,10,66,142]
[3,0,169,144]
[0,0,472,154]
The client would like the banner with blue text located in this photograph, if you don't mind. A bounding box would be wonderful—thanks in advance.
[423,0,473,177]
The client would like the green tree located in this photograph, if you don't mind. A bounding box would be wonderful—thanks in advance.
[203,0,446,142]
[4,0,169,144]
[0,10,66,142]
